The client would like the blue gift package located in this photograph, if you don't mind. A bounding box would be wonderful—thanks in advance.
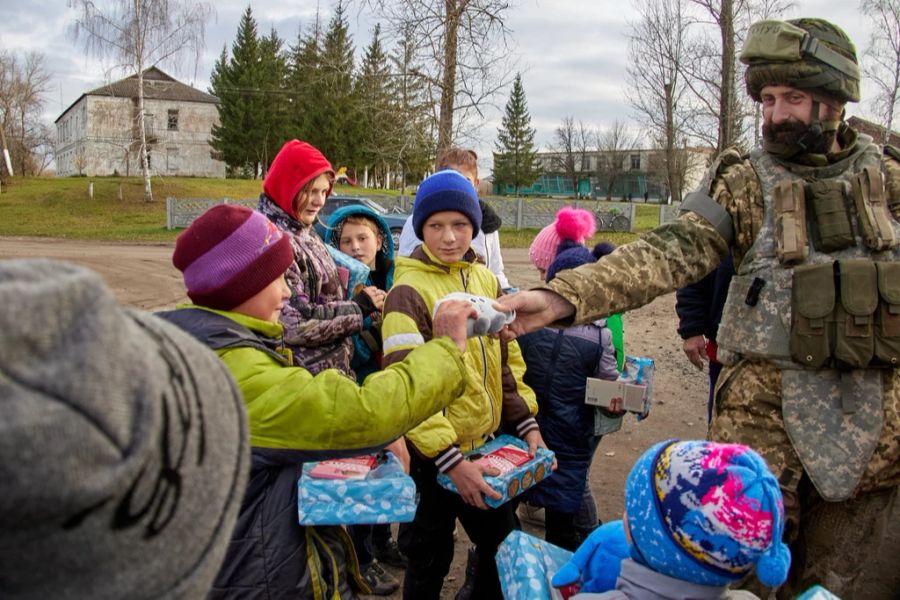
[496,530,573,600]
[436,434,555,508]
[298,453,417,526]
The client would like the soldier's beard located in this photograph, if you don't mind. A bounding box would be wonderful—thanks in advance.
[762,119,835,158]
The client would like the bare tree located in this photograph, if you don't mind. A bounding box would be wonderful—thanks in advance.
[550,116,581,198]
[861,0,900,143]
[0,50,53,178]
[358,0,515,156]
[627,0,693,202]
[595,120,638,200]
[69,0,213,201]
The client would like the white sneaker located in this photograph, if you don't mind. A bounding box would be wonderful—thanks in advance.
[517,502,546,527]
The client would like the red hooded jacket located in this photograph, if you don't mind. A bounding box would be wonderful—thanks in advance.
[263,140,335,219]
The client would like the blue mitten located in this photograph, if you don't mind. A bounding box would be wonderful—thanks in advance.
[551,520,629,593]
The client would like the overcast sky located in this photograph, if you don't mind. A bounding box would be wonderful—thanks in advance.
[0,0,874,166]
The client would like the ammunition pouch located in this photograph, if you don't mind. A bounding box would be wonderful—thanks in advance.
[774,179,809,265]
[807,179,854,252]
[851,166,898,251]
[790,259,900,369]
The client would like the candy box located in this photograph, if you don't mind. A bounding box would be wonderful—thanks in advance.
[585,356,655,418]
[436,434,555,508]
[298,453,417,526]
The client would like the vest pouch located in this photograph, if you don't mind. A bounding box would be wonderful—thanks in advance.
[807,179,855,252]
[790,261,836,368]
[774,179,809,265]
[851,166,899,251]
[875,261,900,366]
[833,259,877,369]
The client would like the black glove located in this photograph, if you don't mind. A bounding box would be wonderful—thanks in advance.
[352,290,378,316]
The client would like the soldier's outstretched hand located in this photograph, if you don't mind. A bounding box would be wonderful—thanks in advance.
[497,290,575,339]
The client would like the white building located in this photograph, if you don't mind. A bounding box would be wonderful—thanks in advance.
[55,67,225,178]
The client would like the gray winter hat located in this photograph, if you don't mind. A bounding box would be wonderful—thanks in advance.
[0,259,249,600]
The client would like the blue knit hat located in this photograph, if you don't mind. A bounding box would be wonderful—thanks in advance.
[625,440,791,588]
[545,241,616,283]
[412,170,482,239]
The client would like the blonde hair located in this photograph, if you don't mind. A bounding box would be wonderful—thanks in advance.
[293,172,336,215]
[340,214,381,239]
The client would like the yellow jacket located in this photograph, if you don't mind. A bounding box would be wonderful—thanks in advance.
[382,245,537,472]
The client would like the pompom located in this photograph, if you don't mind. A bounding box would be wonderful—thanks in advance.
[592,242,616,259]
[555,207,596,244]
[755,542,791,588]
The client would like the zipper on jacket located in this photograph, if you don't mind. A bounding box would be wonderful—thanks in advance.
[461,266,500,432]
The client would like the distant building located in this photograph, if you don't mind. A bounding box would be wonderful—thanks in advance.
[492,147,712,201]
[847,115,900,147]
[54,67,225,178]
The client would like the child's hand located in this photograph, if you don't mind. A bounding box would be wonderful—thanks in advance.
[522,429,557,471]
[385,438,410,473]
[433,299,478,354]
[362,286,386,311]
[447,460,502,509]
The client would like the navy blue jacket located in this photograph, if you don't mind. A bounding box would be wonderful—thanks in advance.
[517,323,617,513]
[675,253,734,342]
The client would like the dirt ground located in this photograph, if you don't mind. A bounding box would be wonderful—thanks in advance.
[1,238,898,599]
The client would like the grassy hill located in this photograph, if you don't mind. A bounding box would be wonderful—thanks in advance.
[0,176,652,246]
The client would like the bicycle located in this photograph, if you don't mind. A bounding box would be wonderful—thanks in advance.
[594,208,631,232]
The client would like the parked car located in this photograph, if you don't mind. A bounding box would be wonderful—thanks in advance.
[315,195,408,249]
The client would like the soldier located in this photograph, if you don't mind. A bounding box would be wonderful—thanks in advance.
[502,18,900,599]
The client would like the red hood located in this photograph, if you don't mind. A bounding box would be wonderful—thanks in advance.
[263,140,335,219]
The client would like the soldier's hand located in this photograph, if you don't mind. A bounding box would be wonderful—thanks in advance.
[497,290,575,340]
[682,335,708,370]
[447,460,502,510]
[433,299,477,353]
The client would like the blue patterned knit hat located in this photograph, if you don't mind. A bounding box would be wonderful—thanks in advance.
[412,170,482,239]
[625,440,791,587]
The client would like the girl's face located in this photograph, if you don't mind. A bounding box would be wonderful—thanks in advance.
[339,221,382,269]
[294,173,332,226]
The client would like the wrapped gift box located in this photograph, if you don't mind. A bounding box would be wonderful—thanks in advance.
[298,453,417,526]
[496,530,573,600]
[436,434,555,508]
[585,355,655,418]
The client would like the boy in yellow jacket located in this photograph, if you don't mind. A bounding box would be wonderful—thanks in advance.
[382,170,547,599]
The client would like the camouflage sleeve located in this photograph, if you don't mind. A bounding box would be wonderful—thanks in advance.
[545,212,728,324]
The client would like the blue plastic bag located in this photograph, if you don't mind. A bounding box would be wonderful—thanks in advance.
[496,530,573,600]
[298,453,417,525]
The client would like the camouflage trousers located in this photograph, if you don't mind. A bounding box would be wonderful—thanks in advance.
[710,359,900,598]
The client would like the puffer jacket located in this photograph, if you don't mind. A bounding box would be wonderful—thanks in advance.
[517,322,620,513]
[325,204,396,382]
[382,244,538,472]
[157,305,466,599]
[258,194,364,375]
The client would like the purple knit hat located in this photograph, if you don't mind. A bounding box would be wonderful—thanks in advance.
[173,205,294,310]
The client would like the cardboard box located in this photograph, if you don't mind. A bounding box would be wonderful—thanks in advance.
[437,434,555,509]
[584,378,648,413]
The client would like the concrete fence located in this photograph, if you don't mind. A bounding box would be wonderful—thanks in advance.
[166,195,676,231]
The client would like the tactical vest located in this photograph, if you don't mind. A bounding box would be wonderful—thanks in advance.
[715,134,900,501]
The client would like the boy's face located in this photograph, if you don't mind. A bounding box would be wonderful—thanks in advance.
[232,274,291,323]
[448,164,479,188]
[339,221,382,269]
[422,210,473,264]
[294,173,332,226]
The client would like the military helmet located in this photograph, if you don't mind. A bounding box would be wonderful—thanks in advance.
[741,18,859,104]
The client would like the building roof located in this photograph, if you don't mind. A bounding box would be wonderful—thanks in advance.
[55,66,219,123]
[847,115,900,146]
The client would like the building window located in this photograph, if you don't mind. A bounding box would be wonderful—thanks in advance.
[630,154,641,170]
[166,148,179,172]
[167,109,179,131]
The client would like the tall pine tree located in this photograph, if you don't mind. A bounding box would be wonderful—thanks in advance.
[387,29,434,190]
[355,24,393,185]
[286,13,322,144]
[493,73,540,193]
[315,1,356,167]
[209,6,267,177]
[257,27,289,174]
